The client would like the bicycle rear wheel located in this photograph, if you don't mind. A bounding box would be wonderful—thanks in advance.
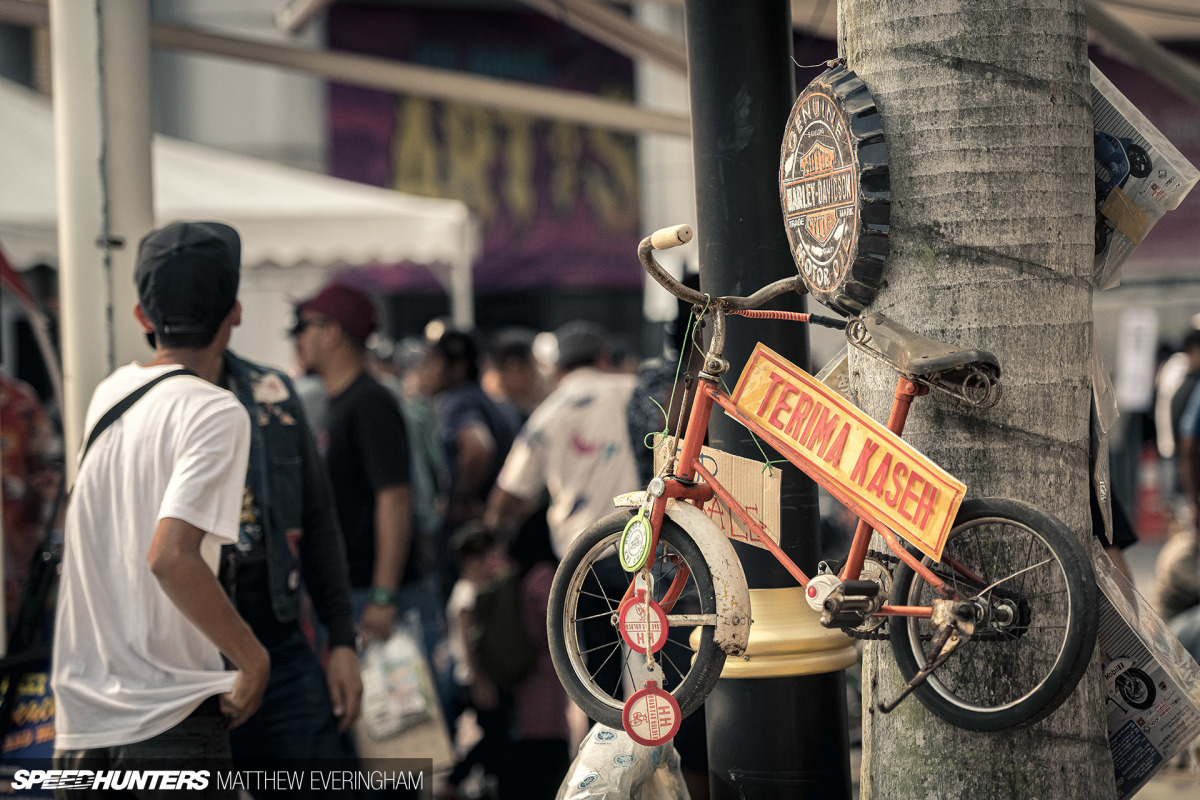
[889,498,1098,731]
[547,509,726,730]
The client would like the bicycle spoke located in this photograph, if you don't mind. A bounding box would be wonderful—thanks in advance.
[1015,588,1067,601]
[988,534,1003,596]
[577,589,617,605]
[976,557,1052,596]
[580,640,621,658]
[1017,531,1037,599]
[584,567,616,611]
[574,609,619,624]
[588,642,622,682]
[665,636,697,653]
[998,636,1058,662]
[661,647,686,682]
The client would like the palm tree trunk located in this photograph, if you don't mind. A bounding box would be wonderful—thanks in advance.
[838,1,1114,798]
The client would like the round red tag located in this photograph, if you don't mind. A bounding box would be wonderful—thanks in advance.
[617,590,668,654]
[622,681,681,746]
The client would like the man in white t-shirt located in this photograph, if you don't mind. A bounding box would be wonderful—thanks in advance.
[51,222,268,788]
[485,321,639,558]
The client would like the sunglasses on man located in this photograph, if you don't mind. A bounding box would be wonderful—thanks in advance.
[288,316,332,337]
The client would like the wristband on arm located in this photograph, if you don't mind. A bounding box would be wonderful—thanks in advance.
[367,585,397,607]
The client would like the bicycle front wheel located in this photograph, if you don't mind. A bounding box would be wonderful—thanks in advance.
[547,509,726,730]
[889,498,1099,731]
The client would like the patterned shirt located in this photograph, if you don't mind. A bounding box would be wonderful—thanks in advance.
[496,369,639,557]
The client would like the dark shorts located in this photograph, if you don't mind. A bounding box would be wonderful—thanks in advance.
[53,697,234,799]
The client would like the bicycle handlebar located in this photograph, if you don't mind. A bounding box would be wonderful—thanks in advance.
[639,224,808,312]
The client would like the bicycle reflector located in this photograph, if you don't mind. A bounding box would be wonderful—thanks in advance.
[619,510,653,572]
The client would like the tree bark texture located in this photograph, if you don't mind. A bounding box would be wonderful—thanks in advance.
[838,2,1113,798]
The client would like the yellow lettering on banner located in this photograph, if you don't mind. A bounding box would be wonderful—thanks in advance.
[548,122,582,214]
[443,104,498,223]
[585,128,639,232]
[497,111,537,228]
[730,344,965,561]
[392,97,440,199]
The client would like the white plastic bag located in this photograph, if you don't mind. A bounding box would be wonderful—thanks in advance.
[358,625,433,740]
[556,724,689,800]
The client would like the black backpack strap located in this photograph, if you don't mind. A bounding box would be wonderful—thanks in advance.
[79,368,196,466]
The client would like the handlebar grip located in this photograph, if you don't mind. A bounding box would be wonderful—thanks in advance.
[649,224,693,250]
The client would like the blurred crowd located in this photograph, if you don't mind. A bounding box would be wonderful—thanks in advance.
[1152,328,1200,662]
[1,221,705,799]
[4,219,1200,798]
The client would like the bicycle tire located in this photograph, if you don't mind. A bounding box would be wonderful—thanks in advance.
[889,498,1099,731]
[547,509,726,730]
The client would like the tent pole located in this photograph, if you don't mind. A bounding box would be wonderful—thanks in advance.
[49,0,154,474]
[101,1,155,368]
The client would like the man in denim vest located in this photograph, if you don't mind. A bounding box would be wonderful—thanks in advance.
[220,349,362,765]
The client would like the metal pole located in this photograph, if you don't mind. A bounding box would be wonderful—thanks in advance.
[0,0,691,138]
[683,2,853,797]
[49,0,154,475]
[50,0,111,480]
[1084,0,1200,109]
[101,1,154,368]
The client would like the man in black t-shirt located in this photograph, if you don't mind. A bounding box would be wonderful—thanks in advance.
[292,283,432,644]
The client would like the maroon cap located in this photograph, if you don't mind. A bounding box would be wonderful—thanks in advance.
[297,284,378,343]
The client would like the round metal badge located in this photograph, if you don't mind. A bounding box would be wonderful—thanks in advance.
[779,63,891,316]
[617,589,669,654]
[619,510,652,573]
[622,681,681,746]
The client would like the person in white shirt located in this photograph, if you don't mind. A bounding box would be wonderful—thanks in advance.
[485,321,639,558]
[51,222,268,791]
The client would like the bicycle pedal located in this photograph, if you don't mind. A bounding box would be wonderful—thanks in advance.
[819,581,884,629]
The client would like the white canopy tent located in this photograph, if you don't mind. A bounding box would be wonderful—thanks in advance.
[0,76,477,370]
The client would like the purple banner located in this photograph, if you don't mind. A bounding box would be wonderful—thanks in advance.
[328,5,643,293]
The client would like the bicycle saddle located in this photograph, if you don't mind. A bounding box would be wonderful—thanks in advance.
[848,313,1002,408]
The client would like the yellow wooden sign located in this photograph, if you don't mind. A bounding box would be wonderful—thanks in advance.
[730,343,965,561]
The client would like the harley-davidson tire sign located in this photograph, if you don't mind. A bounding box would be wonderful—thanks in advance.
[780,64,891,316]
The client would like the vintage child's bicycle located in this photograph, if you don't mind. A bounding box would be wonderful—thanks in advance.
[547,225,1099,745]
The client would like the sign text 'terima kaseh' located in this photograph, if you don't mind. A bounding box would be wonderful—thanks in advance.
[731,344,964,560]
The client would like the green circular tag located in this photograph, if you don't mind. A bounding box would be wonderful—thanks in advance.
[619,511,652,573]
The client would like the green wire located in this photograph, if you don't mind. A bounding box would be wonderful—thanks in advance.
[640,292,785,478]
[716,373,786,476]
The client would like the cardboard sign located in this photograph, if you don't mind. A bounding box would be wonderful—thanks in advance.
[1092,540,1200,800]
[655,437,782,551]
[730,343,965,561]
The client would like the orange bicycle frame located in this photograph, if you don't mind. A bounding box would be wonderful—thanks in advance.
[638,372,958,619]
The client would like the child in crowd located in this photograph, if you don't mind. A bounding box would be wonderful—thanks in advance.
[444,523,513,798]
